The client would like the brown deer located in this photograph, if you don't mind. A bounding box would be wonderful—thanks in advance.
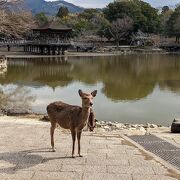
[47,89,97,158]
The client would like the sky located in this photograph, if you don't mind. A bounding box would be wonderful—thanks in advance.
[46,0,180,8]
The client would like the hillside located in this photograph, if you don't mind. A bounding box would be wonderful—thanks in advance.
[5,0,84,15]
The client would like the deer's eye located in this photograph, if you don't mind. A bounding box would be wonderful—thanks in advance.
[83,97,88,100]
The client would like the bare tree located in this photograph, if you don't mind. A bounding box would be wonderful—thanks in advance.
[0,0,7,9]
[0,0,21,9]
[109,16,133,46]
[0,10,35,39]
[0,0,34,39]
[0,0,23,13]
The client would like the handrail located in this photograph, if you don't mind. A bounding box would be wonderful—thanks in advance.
[0,39,72,46]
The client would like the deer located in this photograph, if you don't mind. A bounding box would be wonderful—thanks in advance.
[47,89,97,158]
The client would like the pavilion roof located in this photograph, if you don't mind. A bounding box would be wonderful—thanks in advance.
[33,20,72,32]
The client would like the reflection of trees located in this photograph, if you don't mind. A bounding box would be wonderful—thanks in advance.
[102,81,154,101]
[97,55,155,100]
[100,54,180,100]
[159,80,180,94]
[0,86,35,111]
[70,55,180,101]
[1,54,180,101]
[69,58,99,85]
[0,58,73,88]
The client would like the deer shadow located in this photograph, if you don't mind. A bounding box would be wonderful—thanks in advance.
[0,148,72,174]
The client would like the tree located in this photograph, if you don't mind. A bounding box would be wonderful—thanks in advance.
[35,12,48,27]
[0,0,23,9]
[57,10,111,38]
[0,11,35,39]
[103,0,160,33]
[97,19,111,40]
[109,16,133,46]
[79,9,100,20]
[0,0,6,8]
[160,7,173,35]
[162,6,170,14]
[57,6,69,18]
[166,5,180,43]
[78,8,110,37]
[0,0,31,39]
[173,16,180,43]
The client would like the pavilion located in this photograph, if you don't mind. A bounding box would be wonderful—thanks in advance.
[24,21,73,55]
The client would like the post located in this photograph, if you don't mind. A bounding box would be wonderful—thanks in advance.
[7,45,10,52]
[40,46,43,55]
[23,45,26,52]
[52,46,55,55]
[62,47,65,55]
[47,46,50,55]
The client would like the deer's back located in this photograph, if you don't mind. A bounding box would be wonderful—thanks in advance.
[47,101,82,129]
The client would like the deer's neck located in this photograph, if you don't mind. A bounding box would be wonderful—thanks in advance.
[81,106,90,124]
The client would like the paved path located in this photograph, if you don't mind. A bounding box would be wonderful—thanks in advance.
[0,118,179,180]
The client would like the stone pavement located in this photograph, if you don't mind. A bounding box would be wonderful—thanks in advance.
[0,117,179,180]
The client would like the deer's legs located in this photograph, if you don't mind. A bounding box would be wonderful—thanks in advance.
[77,130,82,157]
[71,128,76,158]
[50,124,56,152]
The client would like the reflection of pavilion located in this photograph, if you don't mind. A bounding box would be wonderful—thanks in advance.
[24,21,72,55]
[0,58,73,89]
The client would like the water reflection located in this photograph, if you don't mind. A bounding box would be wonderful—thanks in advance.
[0,85,35,111]
[2,54,180,100]
[0,54,180,125]
[0,58,72,88]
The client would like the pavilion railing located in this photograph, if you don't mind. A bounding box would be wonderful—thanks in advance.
[0,39,72,46]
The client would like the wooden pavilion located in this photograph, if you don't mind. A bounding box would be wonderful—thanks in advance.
[24,21,73,55]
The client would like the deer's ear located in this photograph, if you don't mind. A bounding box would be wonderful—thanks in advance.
[91,90,97,97]
[78,89,83,97]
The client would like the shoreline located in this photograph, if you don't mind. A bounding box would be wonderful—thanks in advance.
[3,51,180,59]
[0,114,170,135]
[0,108,172,134]
[1,115,179,151]
[1,49,180,58]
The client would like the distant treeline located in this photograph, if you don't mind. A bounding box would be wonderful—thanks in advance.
[0,0,180,44]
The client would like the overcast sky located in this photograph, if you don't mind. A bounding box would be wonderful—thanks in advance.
[46,0,180,8]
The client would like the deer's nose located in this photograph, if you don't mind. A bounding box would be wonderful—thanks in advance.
[90,102,93,106]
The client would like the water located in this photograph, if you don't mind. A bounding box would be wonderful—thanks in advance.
[0,54,180,126]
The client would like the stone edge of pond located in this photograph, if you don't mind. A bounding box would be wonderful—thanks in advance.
[0,113,171,136]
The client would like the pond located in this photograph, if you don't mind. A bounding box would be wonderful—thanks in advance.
[0,54,180,126]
